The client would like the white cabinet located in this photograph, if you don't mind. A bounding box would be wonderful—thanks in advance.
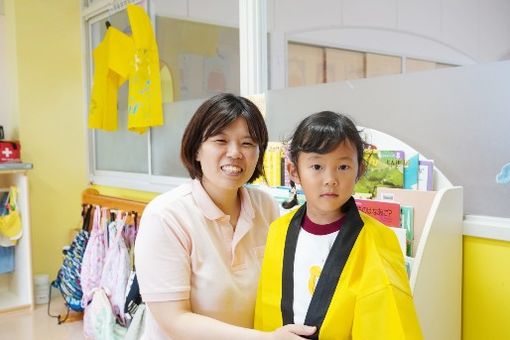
[0,164,33,313]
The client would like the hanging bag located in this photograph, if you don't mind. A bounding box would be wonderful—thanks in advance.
[80,206,108,307]
[100,214,131,326]
[83,287,127,340]
[0,188,19,274]
[0,187,22,246]
[48,204,92,323]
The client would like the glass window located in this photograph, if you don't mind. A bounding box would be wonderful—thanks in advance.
[288,43,324,87]
[156,16,240,102]
[436,62,456,69]
[326,48,365,82]
[365,53,402,78]
[150,99,201,177]
[406,58,436,73]
[90,11,149,173]
[288,44,407,86]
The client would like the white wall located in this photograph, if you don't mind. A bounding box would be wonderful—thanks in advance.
[264,61,510,218]
[0,13,16,140]
[268,0,510,88]
[151,0,510,89]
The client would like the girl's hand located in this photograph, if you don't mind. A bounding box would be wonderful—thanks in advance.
[268,324,317,339]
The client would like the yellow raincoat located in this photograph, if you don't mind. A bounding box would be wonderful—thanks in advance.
[126,4,163,134]
[88,5,164,133]
[254,197,423,340]
[88,27,133,131]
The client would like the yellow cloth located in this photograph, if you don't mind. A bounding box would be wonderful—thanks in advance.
[254,204,423,340]
[160,63,175,104]
[88,27,133,131]
[126,4,164,134]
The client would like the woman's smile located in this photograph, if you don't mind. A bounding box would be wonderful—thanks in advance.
[221,164,243,175]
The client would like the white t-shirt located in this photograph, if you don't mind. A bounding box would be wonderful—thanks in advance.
[135,179,279,339]
[293,215,343,325]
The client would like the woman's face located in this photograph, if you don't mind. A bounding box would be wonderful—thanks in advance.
[196,118,260,197]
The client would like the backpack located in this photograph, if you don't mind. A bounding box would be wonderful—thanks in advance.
[48,204,92,323]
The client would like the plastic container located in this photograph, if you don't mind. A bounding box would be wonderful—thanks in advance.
[34,274,50,304]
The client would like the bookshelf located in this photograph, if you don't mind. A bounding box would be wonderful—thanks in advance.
[362,128,463,340]
[0,164,34,313]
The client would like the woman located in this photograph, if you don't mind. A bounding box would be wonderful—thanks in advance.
[135,93,315,339]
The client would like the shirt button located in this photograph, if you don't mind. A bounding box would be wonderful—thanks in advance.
[219,216,230,224]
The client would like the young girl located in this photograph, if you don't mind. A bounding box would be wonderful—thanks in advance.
[254,111,423,339]
[135,93,315,339]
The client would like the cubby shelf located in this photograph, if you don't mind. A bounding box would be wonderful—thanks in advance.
[0,164,34,313]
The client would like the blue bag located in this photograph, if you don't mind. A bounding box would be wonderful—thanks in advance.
[48,205,91,323]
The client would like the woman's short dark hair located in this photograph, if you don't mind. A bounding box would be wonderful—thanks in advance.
[181,93,268,183]
[287,111,368,177]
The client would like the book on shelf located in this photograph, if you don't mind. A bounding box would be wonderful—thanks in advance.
[405,256,414,277]
[375,187,436,257]
[392,227,406,257]
[400,205,414,257]
[404,154,419,190]
[354,197,405,255]
[354,149,405,198]
[418,160,434,191]
[378,190,415,256]
[354,198,401,228]
[254,142,284,186]
[280,150,291,187]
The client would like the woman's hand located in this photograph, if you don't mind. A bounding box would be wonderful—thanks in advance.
[268,324,317,339]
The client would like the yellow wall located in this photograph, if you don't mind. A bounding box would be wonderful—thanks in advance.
[463,236,510,339]
[7,0,87,277]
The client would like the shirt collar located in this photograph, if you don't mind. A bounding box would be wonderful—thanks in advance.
[191,179,255,221]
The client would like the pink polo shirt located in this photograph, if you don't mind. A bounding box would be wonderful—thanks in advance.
[135,179,279,339]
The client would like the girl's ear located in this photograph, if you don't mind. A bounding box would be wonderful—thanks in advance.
[356,162,366,182]
[287,162,301,185]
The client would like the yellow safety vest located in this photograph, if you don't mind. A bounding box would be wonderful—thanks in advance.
[254,197,423,340]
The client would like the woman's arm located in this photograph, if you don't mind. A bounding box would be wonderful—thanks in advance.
[148,299,315,340]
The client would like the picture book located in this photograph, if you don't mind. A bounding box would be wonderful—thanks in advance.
[257,142,284,187]
[280,151,291,187]
[405,256,414,277]
[418,160,434,191]
[400,205,414,256]
[354,149,405,198]
[391,227,407,257]
[404,154,419,190]
[375,187,437,257]
[354,198,401,228]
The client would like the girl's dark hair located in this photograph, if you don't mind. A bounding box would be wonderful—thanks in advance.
[287,111,368,177]
[180,93,268,183]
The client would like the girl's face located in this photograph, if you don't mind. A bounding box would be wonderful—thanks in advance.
[196,117,260,197]
[288,140,359,224]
